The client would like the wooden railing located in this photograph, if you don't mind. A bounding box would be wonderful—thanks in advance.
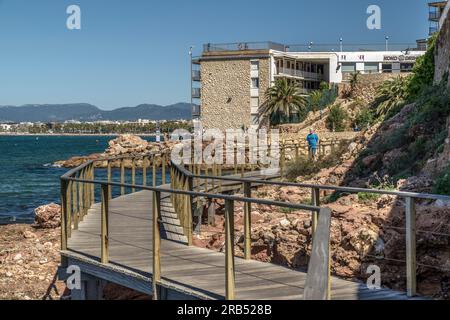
[178,170,450,298]
[60,146,450,300]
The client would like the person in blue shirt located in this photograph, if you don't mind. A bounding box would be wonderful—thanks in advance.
[306,128,319,161]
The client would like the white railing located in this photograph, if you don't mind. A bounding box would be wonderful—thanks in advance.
[277,67,323,80]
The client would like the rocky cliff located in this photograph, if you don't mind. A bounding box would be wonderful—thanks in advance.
[434,1,450,85]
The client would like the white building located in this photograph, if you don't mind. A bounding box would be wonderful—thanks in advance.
[194,42,426,129]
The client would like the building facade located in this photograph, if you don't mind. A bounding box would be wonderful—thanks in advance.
[193,42,425,130]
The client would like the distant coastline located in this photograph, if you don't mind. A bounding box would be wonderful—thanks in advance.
[0,132,160,137]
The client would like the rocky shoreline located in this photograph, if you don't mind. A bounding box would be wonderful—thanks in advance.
[0,204,150,300]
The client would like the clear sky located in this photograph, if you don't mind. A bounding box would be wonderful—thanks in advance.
[0,0,431,110]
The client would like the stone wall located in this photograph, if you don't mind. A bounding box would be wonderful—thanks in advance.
[434,2,450,85]
[200,58,270,131]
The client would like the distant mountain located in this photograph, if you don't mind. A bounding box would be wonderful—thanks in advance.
[0,103,192,122]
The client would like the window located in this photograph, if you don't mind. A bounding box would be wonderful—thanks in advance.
[251,61,259,71]
[364,63,379,73]
[401,63,414,72]
[382,63,392,73]
[251,97,259,107]
[341,63,356,73]
[251,78,259,89]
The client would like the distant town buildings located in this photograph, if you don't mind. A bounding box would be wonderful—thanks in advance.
[0,119,190,134]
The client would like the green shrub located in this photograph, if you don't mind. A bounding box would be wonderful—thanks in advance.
[372,76,410,119]
[357,192,381,203]
[355,108,375,129]
[284,141,349,181]
[284,157,321,181]
[326,104,348,132]
[433,165,450,196]
[407,35,436,100]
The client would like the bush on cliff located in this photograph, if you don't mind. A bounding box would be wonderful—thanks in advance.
[326,104,348,132]
[433,164,450,196]
[406,35,437,100]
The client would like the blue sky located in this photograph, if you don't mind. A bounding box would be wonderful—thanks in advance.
[0,0,431,109]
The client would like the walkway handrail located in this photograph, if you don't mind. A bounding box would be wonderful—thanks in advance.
[60,154,325,300]
[184,171,450,201]
[171,160,450,298]
[61,150,449,299]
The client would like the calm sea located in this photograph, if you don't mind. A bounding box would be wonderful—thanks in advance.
[0,135,158,224]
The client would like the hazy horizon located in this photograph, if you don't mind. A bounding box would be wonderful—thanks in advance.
[0,0,432,109]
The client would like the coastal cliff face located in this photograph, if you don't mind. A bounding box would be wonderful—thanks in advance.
[434,1,450,85]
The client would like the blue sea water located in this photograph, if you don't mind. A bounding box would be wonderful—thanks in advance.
[0,135,157,224]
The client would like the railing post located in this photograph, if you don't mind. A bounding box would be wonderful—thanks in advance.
[72,178,79,230]
[153,156,157,187]
[225,199,235,300]
[66,180,72,238]
[304,208,332,300]
[90,164,95,205]
[280,147,285,178]
[101,184,110,264]
[162,154,166,184]
[142,157,147,186]
[107,160,112,200]
[131,158,136,193]
[405,196,417,297]
[218,165,222,193]
[120,159,125,195]
[60,179,68,253]
[78,170,84,221]
[244,182,252,260]
[311,187,320,234]
[186,175,194,246]
[153,190,162,300]
[83,168,89,217]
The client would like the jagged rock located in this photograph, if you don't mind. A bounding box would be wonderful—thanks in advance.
[33,203,61,229]
[382,148,404,167]
[361,154,380,168]
[279,219,291,229]
[435,199,450,208]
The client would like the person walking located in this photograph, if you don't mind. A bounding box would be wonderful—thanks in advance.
[306,128,319,161]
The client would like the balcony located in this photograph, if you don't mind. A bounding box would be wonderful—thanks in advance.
[192,70,201,81]
[203,41,286,53]
[192,88,201,99]
[192,104,201,117]
[298,88,313,95]
[276,67,324,81]
[429,26,439,35]
[429,11,441,21]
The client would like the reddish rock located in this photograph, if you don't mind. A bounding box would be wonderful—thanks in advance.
[33,203,61,229]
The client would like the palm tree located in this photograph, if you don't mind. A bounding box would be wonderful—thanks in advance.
[259,78,307,126]
[308,90,322,113]
[349,71,361,93]
[374,76,410,118]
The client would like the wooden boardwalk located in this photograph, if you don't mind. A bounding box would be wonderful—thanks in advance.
[64,190,418,300]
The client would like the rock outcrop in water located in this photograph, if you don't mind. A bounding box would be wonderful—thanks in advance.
[54,134,179,168]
